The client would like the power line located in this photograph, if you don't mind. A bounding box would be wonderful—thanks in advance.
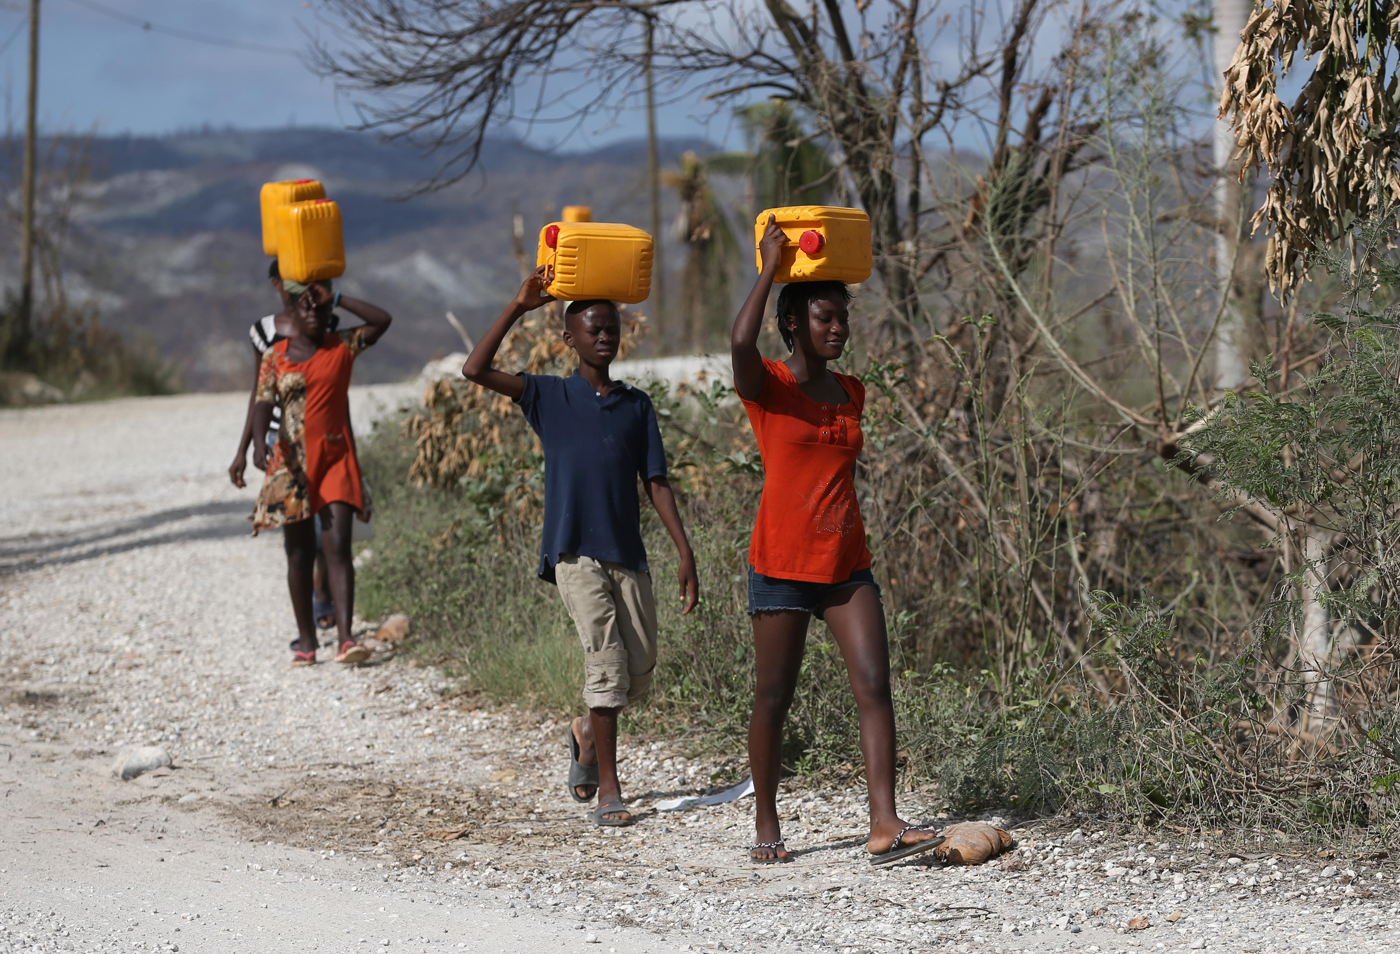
[64,0,300,57]
[0,15,25,58]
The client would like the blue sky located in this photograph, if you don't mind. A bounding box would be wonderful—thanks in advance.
[4,1,1223,154]
[5,0,702,143]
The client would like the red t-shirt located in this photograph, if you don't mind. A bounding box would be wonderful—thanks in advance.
[740,357,872,583]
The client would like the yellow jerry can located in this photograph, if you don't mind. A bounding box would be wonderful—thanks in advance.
[275,199,345,283]
[535,222,653,304]
[259,179,325,256]
[561,205,593,223]
[754,206,872,284]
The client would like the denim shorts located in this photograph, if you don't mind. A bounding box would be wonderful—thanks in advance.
[746,565,881,620]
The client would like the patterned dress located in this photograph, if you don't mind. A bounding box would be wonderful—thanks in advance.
[251,326,371,535]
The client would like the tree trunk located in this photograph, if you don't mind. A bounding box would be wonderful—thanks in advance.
[1213,0,1262,390]
[1297,525,1335,731]
[644,18,666,345]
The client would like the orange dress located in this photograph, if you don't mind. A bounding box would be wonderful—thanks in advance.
[251,327,371,534]
[739,357,872,583]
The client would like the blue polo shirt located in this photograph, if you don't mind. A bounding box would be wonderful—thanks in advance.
[515,371,669,583]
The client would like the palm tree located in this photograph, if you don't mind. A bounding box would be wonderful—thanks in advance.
[665,102,836,351]
[663,151,741,351]
[720,100,835,211]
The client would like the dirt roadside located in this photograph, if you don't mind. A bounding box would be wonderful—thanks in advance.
[2,390,1398,954]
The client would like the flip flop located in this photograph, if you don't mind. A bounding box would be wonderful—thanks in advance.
[748,841,791,864]
[289,638,318,667]
[335,640,371,664]
[868,826,945,866]
[313,596,336,630]
[564,724,599,803]
[589,797,634,827]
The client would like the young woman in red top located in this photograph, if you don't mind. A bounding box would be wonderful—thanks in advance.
[730,215,942,866]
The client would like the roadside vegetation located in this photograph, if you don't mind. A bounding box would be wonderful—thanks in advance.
[357,220,1400,847]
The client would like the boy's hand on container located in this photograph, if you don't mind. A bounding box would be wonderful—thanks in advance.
[678,550,699,615]
[757,214,788,271]
[513,265,556,311]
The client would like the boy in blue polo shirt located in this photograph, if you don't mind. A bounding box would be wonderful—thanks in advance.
[463,265,699,826]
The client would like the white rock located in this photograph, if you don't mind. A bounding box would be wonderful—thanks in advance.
[1189,940,1206,950]
[111,746,172,780]
[420,353,468,382]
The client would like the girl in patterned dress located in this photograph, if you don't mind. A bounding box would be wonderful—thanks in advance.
[230,260,340,631]
[251,280,392,666]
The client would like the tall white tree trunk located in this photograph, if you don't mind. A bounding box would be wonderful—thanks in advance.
[1214,0,1253,390]
[1298,525,1335,731]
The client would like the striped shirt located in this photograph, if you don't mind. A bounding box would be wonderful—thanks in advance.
[249,316,287,436]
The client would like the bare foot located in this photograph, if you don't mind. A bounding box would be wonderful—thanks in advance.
[571,717,598,801]
[868,818,938,855]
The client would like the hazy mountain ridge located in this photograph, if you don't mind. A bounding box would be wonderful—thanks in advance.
[7,128,708,390]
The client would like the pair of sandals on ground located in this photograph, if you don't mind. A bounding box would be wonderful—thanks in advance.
[288,594,370,666]
[564,719,945,865]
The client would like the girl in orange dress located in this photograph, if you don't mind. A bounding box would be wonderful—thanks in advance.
[251,280,392,666]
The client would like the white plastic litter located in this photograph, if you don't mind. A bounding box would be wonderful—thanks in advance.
[654,776,754,812]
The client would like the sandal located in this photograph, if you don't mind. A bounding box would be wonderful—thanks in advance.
[564,724,599,803]
[589,797,634,827]
[289,638,318,667]
[313,595,336,630]
[748,841,790,864]
[335,640,370,664]
[868,826,945,866]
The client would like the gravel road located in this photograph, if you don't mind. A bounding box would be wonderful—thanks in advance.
[2,389,1399,954]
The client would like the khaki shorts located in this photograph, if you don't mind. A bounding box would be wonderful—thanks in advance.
[554,554,658,710]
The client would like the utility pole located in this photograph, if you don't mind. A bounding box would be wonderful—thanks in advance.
[17,0,40,357]
[644,16,665,343]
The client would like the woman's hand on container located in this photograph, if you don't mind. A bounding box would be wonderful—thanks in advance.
[252,442,269,473]
[303,282,334,309]
[757,214,788,271]
[513,265,556,311]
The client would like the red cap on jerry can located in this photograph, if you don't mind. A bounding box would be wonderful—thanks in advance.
[545,224,560,249]
[799,230,825,255]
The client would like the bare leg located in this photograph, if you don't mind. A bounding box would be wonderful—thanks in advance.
[283,519,318,653]
[820,584,936,854]
[313,551,333,623]
[587,707,631,821]
[318,502,356,647]
[748,610,810,861]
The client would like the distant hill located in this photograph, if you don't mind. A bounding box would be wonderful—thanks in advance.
[0,128,711,390]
